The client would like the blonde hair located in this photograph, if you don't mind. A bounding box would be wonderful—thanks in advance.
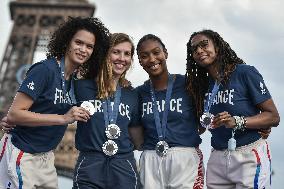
[97,33,135,99]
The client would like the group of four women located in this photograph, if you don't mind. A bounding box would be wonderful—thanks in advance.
[0,16,280,189]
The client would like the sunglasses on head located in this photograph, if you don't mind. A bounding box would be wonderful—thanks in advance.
[191,39,209,53]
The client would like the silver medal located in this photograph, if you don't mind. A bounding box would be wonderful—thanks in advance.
[80,101,95,115]
[200,112,214,129]
[102,140,118,156]
[155,141,169,157]
[105,124,121,139]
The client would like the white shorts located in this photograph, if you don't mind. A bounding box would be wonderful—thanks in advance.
[206,138,272,189]
[0,134,58,189]
[139,147,204,189]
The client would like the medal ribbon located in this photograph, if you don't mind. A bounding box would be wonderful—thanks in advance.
[102,85,122,127]
[59,57,76,105]
[204,81,220,113]
[149,74,174,141]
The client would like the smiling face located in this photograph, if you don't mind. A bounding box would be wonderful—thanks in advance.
[109,41,132,79]
[138,39,168,77]
[65,29,96,67]
[191,34,218,68]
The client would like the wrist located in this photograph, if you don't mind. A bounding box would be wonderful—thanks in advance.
[233,116,246,131]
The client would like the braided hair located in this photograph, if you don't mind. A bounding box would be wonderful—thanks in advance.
[185,29,245,120]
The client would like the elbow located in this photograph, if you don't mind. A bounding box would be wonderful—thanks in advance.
[7,110,18,125]
[271,113,280,127]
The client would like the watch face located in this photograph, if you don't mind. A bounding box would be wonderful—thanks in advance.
[80,101,95,115]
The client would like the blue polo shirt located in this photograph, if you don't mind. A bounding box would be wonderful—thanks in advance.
[74,79,139,154]
[136,74,201,150]
[208,64,271,150]
[11,58,70,153]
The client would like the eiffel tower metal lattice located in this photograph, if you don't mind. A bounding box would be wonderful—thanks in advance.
[0,0,95,177]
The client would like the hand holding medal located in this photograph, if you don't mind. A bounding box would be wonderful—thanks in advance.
[80,101,95,115]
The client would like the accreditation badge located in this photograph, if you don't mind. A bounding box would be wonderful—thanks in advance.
[80,101,95,115]
[102,140,118,156]
[105,124,121,139]
[155,140,169,157]
[200,112,214,129]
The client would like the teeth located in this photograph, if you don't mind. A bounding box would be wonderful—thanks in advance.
[150,64,159,69]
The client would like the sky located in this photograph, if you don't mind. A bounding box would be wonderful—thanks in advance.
[1,0,284,188]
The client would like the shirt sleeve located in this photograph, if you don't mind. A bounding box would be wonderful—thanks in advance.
[243,65,271,105]
[18,62,49,101]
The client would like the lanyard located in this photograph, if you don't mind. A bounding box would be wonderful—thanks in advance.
[102,85,122,127]
[59,57,76,105]
[149,74,174,141]
[204,81,220,113]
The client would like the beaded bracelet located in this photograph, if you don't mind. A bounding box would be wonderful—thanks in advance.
[233,116,246,131]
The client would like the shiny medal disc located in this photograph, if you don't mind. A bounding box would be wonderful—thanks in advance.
[80,101,95,115]
[200,112,214,129]
[155,141,169,157]
[105,124,121,139]
[102,140,118,156]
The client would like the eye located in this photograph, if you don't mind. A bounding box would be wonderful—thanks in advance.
[124,51,131,57]
[87,45,94,49]
[200,40,209,48]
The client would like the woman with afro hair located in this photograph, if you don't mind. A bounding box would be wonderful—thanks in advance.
[0,16,110,189]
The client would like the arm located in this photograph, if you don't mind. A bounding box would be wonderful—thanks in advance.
[128,125,144,150]
[7,92,90,127]
[212,99,280,129]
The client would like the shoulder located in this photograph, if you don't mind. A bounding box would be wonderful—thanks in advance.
[75,79,97,90]
[235,64,260,74]
[135,80,150,94]
[173,74,186,88]
[122,86,138,99]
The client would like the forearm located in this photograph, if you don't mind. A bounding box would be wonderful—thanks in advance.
[129,125,144,150]
[7,109,66,127]
[245,111,280,129]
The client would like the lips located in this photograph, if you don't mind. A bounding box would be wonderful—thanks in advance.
[148,63,161,71]
[76,53,86,60]
[113,62,126,69]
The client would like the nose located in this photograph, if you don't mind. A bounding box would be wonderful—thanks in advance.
[118,53,126,61]
[149,54,155,63]
[79,45,87,53]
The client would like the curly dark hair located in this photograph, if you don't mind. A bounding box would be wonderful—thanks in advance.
[47,16,110,78]
[136,34,167,56]
[185,29,245,121]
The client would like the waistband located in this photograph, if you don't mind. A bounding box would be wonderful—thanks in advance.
[214,138,265,153]
[79,150,134,159]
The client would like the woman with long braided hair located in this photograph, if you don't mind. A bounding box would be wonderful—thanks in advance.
[186,29,280,189]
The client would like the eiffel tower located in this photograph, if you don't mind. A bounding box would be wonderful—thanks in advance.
[0,0,95,177]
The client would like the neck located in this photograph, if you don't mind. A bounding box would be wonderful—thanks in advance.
[150,71,169,91]
[113,75,120,86]
[207,62,221,82]
[63,56,77,80]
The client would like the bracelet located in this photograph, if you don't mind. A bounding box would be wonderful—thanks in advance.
[233,116,246,131]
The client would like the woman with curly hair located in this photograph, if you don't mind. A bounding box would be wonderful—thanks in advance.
[186,29,280,189]
[73,33,140,189]
[136,34,204,189]
[0,16,110,189]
